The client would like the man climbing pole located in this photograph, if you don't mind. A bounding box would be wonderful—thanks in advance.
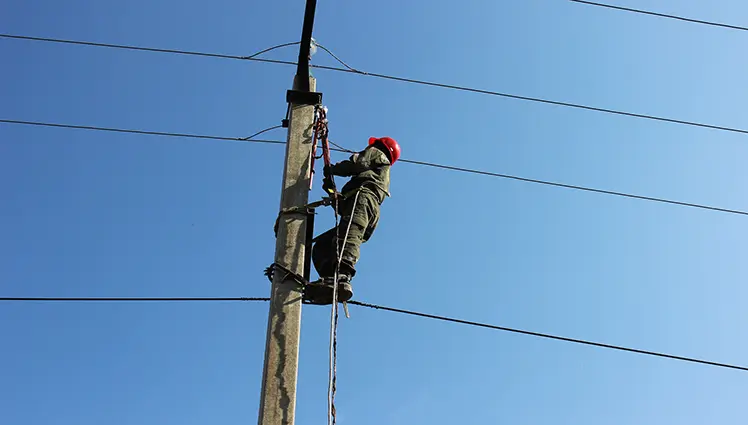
[305,136,401,305]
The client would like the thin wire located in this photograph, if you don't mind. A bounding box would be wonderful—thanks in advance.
[311,63,748,136]
[325,145,748,217]
[243,41,300,59]
[327,116,341,425]
[311,43,748,136]
[327,114,342,425]
[5,32,748,137]
[327,140,354,153]
[0,33,297,67]
[397,157,748,216]
[4,295,746,372]
[570,0,748,32]
[242,125,283,140]
[0,297,270,302]
[314,43,364,73]
[328,190,360,425]
[4,118,747,217]
[0,119,286,145]
[348,300,748,373]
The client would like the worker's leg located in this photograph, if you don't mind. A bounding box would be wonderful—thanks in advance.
[308,222,355,304]
[336,219,364,278]
[308,226,343,305]
[312,226,337,279]
[306,191,380,304]
[309,193,363,279]
[337,191,380,277]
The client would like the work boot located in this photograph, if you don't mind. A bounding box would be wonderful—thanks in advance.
[303,275,353,305]
[335,275,354,303]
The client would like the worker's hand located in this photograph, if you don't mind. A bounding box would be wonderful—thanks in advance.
[322,175,336,194]
[323,164,333,178]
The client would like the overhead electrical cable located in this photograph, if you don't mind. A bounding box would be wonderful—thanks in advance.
[3,118,747,217]
[3,296,745,373]
[0,119,285,145]
[570,0,748,32]
[0,297,270,302]
[4,33,748,137]
[349,300,748,373]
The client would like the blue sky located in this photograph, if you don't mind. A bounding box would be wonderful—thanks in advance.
[2,0,748,423]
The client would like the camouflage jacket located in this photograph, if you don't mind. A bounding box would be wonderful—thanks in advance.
[330,146,391,204]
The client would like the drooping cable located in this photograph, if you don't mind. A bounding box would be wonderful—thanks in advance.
[0,119,285,145]
[5,33,748,137]
[570,0,748,32]
[3,118,747,218]
[0,297,269,302]
[349,300,748,373]
[6,296,745,373]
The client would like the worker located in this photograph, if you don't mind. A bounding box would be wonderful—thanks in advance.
[306,136,401,305]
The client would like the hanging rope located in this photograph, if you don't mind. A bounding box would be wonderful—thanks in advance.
[312,104,342,425]
[310,103,358,425]
[328,186,340,425]
[329,189,360,425]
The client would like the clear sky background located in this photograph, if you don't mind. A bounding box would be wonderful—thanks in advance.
[2,0,748,423]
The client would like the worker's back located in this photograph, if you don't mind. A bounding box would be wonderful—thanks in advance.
[338,147,391,204]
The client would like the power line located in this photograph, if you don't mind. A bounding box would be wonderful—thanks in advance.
[313,62,748,136]
[0,119,286,145]
[570,0,748,32]
[243,125,284,140]
[5,33,748,137]
[326,143,748,216]
[7,295,744,372]
[0,297,270,302]
[396,157,748,216]
[245,41,300,59]
[4,118,747,217]
[327,140,354,153]
[348,300,748,373]
[327,143,748,216]
[314,43,361,73]
[0,33,298,66]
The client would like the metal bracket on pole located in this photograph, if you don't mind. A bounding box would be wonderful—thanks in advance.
[286,89,323,106]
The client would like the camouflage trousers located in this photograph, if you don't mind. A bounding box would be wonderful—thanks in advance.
[312,188,381,279]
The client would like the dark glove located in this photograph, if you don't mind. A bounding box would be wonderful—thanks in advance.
[322,175,336,194]
[323,164,333,178]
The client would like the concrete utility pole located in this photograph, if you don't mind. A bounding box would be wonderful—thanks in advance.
[257,2,319,425]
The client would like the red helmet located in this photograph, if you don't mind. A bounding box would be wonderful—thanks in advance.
[368,137,401,164]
